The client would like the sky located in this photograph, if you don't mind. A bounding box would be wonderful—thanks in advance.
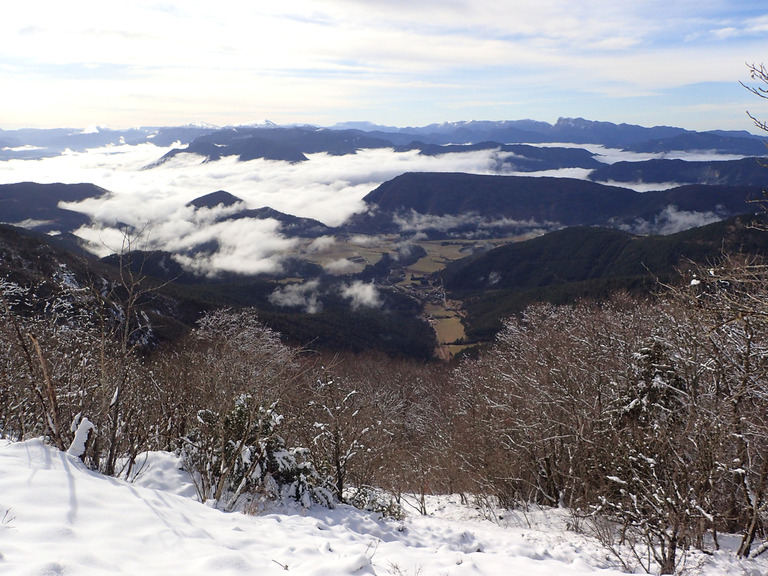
[2,1,768,132]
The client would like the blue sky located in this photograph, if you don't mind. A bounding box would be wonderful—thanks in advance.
[2,0,768,131]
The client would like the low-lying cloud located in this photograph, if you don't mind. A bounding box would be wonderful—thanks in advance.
[393,210,558,236]
[341,281,382,310]
[267,278,381,313]
[0,141,746,276]
[592,179,683,192]
[535,142,750,165]
[268,279,322,313]
[618,205,727,236]
[323,258,360,273]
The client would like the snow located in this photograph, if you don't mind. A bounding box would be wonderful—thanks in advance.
[66,418,95,459]
[1,439,766,575]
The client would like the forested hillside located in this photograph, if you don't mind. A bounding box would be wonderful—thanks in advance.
[439,214,768,339]
[3,234,768,573]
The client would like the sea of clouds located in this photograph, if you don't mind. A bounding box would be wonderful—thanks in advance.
[0,141,742,276]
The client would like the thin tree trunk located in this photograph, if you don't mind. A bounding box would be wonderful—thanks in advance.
[29,334,65,451]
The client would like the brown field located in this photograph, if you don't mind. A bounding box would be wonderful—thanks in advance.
[424,302,465,344]
[298,235,520,277]
[294,233,526,359]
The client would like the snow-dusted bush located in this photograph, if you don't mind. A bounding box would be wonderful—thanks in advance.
[448,283,768,571]
[304,372,377,502]
[451,297,654,509]
[165,308,333,510]
[181,395,332,511]
[344,485,404,520]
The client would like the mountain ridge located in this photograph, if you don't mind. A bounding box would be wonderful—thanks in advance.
[3,118,765,161]
[345,172,761,237]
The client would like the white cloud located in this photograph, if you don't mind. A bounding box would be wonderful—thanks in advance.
[392,210,558,234]
[534,143,752,166]
[323,258,359,273]
[594,180,682,193]
[619,205,727,235]
[348,234,384,246]
[341,281,381,310]
[268,279,322,313]
[306,235,337,252]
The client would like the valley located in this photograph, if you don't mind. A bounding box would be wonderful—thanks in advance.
[1,118,768,359]
[7,6,768,575]
[295,233,540,357]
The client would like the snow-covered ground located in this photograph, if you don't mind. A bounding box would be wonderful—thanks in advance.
[0,439,765,575]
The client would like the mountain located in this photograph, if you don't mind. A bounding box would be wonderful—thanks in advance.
[394,121,553,145]
[152,126,397,166]
[589,157,768,187]
[186,191,334,238]
[0,182,108,233]
[145,125,224,147]
[155,130,309,164]
[345,117,764,152]
[329,119,555,144]
[187,190,244,209]
[547,117,688,147]
[344,172,762,237]
[356,117,691,147]
[330,121,401,132]
[439,214,768,340]
[235,207,333,238]
[396,141,603,171]
[360,172,637,219]
[624,131,767,156]
[0,223,188,345]
[0,223,94,293]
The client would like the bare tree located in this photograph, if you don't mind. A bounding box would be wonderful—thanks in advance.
[679,258,768,557]
[742,62,768,134]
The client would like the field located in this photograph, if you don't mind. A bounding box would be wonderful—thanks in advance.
[298,234,530,358]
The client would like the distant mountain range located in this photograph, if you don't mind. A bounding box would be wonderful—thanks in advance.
[2,117,765,161]
[589,157,768,186]
[330,117,765,153]
[146,119,768,164]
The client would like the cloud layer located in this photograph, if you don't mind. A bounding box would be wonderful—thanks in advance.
[0,143,552,273]
[0,141,752,275]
